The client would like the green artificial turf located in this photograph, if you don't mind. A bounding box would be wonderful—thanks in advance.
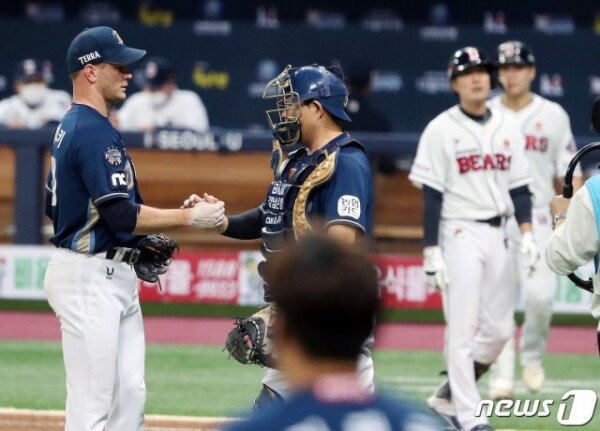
[0,340,598,429]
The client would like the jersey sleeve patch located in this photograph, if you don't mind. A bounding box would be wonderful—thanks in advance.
[337,195,361,219]
[104,146,124,166]
[108,171,128,190]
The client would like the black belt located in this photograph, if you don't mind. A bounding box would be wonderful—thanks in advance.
[476,216,504,227]
[105,247,140,264]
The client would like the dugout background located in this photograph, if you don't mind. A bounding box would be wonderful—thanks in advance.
[0,20,597,136]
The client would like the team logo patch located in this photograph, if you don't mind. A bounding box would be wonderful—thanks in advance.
[337,195,361,220]
[105,146,123,166]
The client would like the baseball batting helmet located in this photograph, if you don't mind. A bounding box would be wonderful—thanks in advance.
[447,47,494,81]
[263,64,351,145]
[496,41,536,66]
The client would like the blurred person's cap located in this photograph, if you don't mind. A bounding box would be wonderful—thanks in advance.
[66,26,146,73]
[15,58,54,84]
[142,57,175,88]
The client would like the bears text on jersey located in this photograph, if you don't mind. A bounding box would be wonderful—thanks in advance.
[456,153,512,174]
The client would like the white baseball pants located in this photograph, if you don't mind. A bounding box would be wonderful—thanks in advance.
[490,206,556,385]
[44,249,146,431]
[440,219,515,430]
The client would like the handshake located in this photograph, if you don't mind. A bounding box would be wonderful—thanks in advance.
[181,192,227,231]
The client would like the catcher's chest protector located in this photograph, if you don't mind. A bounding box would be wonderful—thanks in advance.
[261,136,359,259]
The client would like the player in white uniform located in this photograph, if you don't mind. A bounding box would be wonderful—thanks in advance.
[409,47,538,431]
[487,41,582,399]
[0,58,70,129]
[117,57,210,132]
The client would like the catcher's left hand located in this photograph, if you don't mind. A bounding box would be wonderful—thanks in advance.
[224,306,277,368]
[134,233,179,284]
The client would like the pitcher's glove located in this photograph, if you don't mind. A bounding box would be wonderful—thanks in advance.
[134,233,179,284]
[225,306,276,368]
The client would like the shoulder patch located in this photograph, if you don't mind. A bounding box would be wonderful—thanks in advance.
[337,195,361,219]
[105,146,123,166]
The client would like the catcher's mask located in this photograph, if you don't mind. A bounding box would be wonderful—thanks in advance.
[263,64,351,146]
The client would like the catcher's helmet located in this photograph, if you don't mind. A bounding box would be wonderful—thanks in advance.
[263,64,351,145]
[447,47,494,81]
[496,41,536,66]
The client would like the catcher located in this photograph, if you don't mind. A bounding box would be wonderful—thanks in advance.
[182,64,375,407]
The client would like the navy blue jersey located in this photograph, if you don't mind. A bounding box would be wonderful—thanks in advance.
[227,389,442,431]
[45,103,142,253]
[268,133,373,235]
[301,144,372,234]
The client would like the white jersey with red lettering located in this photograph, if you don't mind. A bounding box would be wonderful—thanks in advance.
[409,104,531,219]
[487,94,578,398]
[410,104,532,430]
[489,94,578,208]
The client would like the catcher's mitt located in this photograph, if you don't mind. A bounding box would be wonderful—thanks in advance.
[224,306,276,368]
[134,233,179,286]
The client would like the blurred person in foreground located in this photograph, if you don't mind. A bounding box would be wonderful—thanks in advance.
[0,58,70,129]
[117,56,209,132]
[226,236,443,431]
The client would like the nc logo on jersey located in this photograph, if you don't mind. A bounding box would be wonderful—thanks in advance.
[337,195,361,220]
[111,172,127,188]
[105,146,123,166]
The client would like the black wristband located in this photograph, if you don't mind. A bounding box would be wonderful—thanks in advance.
[510,185,532,225]
[423,185,443,246]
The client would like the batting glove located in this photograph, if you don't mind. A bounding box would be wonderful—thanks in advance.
[423,246,450,291]
[520,232,539,277]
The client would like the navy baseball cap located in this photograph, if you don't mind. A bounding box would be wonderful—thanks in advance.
[142,57,175,88]
[66,26,146,73]
[14,58,52,83]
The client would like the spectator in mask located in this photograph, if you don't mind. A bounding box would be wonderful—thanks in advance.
[117,56,210,132]
[0,58,70,129]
